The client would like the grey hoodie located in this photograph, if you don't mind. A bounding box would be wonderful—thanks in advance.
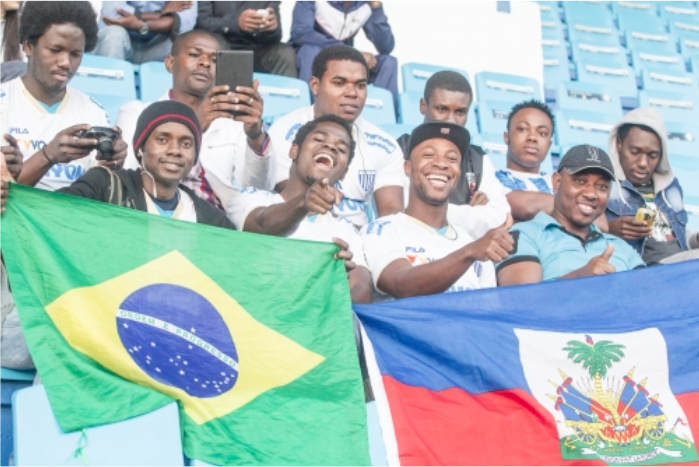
[606,106,675,196]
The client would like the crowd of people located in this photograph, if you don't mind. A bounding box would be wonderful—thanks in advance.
[2,2,699,376]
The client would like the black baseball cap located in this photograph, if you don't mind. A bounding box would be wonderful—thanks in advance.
[405,122,471,161]
[558,145,615,180]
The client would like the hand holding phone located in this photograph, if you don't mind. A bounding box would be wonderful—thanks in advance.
[215,51,254,117]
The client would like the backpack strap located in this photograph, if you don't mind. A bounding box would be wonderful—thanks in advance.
[88,166,123,206]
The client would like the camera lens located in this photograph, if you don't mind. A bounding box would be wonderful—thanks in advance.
[97,137,115,160]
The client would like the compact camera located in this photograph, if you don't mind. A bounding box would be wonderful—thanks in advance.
[79,126,118,160]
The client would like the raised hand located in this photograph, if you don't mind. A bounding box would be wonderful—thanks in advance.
[305,178,343,215]
[466,213,515,262]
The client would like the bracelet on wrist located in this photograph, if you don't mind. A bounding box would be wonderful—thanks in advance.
[41,146,54,165]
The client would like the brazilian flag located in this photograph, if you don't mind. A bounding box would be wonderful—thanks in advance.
[2,184,370,466]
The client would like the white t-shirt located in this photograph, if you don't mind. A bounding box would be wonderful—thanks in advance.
[144,188,198,223]
[360,212,496,298]
[495,169,553,193]
[116,94,276,208]
[1,78,108,191]
[227,187,368,269]
[268,106,405,226]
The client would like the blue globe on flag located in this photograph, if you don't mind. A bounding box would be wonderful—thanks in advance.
[116,283,239,398]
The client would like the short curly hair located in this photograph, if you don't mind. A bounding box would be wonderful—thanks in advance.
[292,115,356,165]
[506,99,555,134]
[311,45,369,80]
[20,1,99,52]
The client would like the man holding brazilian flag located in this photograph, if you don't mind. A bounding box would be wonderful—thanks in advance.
[1,184,370,466]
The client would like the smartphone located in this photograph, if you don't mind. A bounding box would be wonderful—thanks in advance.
[635,207,656,228]
[215,50,254,117]
[256,8,269,18]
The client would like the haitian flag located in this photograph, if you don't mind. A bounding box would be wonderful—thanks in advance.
[2,184,370,466]
[355,261,699,466]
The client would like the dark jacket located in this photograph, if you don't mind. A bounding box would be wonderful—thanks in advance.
[58,168,235,230]
[290,1,394,53]
[196,2,283,49]
[397,133,485,205]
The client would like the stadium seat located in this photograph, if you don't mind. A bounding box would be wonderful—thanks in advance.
[570,41,629,67]
[665,120,699,158]
[555,109,617,149]
[639,89,699,121]
[543,53,573,92]
[575,61,639,105]
[362,85,396,126]
[474,72,542,104]
[1,368,35,466]
[477,132,508,171]
[617,12,667,36]
[624,31,678,56]
[380,123,415,140]
[254,73,312,124]
[139,61,170,102]
[631,49,687,76]
[691,55,699,74]
[555,82,623,118]
[12,385,184,466]
[611,1,656,17]
[671,153,699,231]
[668,18,699,45]
[679,39,699,65]
[658,2,699,21]
[563,2,613,27]
[401,63,469,94]
[89,94,134,126]
[72,54,136,100]
[478,100,514,135]
[640,69,698,96]
[568,23,621,47]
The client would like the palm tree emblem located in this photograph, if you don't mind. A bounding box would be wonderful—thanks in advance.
[563,335,625,422]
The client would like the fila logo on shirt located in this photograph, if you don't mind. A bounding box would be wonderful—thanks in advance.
[9,127,28,135]
[406,246,426,253]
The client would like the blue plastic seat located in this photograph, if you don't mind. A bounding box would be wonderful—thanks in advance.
[617,11,666,35]
[571,41,629,67]
[668,17,699,43]
[474,72,542,104]
[555,82,623,118]
[477,100,515,135]
[624,31,678,55]
[679,38,699,63]
[568,23,621,47]
[478,132,509,171]
[1,368,36,466]
[665,120,699,158]
[379,123,415,140]
[401,63,469,94]
[641,68,698,96]
[639,89,699,121]
[691,55,699,74]
[397,92,477,137]
[254,73,312,124]
[139,61,170,102]
[631,49,687,76]
[555,109,618,149]
[72,54,136,100]
[563,2,613,27]
[542,36,569,62]
[543,54,573,90]
[658,2,699,21]
[671,153,699,231]
[362,85,396,126]
[576,61,639,103]
[88,94,134,126]
[12,385,184,466]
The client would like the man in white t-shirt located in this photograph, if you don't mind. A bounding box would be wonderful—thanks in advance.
[3,1,128,192]
[229,115,372,303]
[495,99,556,221]
[361,122,515,300]
[269,45,404,227]
[117,29,275,209]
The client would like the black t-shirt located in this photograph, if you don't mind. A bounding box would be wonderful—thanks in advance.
[635,183,683,265]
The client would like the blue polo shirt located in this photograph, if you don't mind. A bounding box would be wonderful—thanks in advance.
[496,212,645,281]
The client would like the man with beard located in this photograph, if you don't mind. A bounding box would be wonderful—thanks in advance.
[496,145,644,285]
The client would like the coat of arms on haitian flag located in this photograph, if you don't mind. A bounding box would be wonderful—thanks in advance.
[516,328,697,466]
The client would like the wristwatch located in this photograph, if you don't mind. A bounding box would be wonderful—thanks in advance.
[139,20,149,35]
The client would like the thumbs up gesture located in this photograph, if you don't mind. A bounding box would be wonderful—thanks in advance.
[467,213,515,262]
[578,243,617,277]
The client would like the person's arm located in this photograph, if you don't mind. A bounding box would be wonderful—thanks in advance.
[374,186,403,217]
[362,2,395,55]
[196,2,233,35]
[168,0,198,34]
[348,266,372,303]
[507,191,553,222]
[378,218,513,298]
[496,261,543,286]
[495,226,544,286]
[242,178,341,235]
[289,1,341,47]
[56,167,111,201]
[256,2,284,44]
